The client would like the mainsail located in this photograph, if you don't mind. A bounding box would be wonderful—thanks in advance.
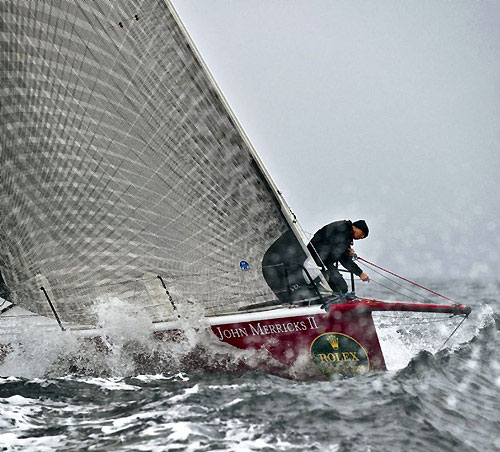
[0,0,317,324]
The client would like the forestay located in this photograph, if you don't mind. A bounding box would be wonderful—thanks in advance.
[0,0,314,324]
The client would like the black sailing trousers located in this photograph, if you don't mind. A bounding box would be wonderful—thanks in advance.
[325,266,348,294]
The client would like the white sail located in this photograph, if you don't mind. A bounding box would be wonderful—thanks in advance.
[0,0,317,324]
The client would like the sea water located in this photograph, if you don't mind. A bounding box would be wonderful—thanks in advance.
[0,279,499,452]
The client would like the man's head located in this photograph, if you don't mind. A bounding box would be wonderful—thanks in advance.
[352,220,369,240]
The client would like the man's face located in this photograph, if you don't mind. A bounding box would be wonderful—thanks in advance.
[353,227,366,240]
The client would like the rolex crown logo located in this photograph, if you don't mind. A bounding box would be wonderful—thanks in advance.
[327,334,339,350]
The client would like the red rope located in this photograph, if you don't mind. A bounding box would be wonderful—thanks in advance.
[356,256,460,305]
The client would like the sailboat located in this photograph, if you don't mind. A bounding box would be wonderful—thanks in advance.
[0,0,470,379]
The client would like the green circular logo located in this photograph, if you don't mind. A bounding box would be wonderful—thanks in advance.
[310,332,370,379]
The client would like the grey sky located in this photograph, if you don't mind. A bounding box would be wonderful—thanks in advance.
[172,0,500,279]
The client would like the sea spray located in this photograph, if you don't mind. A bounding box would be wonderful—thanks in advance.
[1,283,495,379]
[0,297,282,378]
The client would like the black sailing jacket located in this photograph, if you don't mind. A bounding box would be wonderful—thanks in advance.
[308,220,363,276]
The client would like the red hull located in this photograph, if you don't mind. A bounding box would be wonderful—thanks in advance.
[0,298,470,379]
[206,299,470,379]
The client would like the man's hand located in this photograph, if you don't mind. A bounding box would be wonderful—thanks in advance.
[348,247,356,257]
[360,272,370,282]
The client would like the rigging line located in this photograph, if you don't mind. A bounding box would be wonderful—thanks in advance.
[368,278,425,304]
[437,314,469,352]
[357,256,461,305]
[357,259,431,303]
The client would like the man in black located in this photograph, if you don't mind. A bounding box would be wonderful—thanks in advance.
[308,219,370,295]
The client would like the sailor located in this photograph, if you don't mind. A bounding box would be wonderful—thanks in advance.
[308,220,370,296]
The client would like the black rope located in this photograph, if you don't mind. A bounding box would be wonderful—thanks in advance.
[368,278,425,303]
[357,259,432,303]
[438,314,469,352]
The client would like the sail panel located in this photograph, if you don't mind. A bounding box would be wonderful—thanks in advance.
[0,0,310,324]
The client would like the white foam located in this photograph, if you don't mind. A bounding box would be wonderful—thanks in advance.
[374,302,496,370]
[78,377,141,391]
[132,374,170,382]
[0,433,65,452]
[222,398,243,408]
[101,410,167,434]
[165,421,198,441]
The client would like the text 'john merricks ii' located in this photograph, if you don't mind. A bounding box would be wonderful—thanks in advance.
[214,317,319,341]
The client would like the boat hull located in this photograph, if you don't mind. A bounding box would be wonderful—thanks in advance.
[208,306,385,379]
[202,298,470,379]
[1,298,471,379]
